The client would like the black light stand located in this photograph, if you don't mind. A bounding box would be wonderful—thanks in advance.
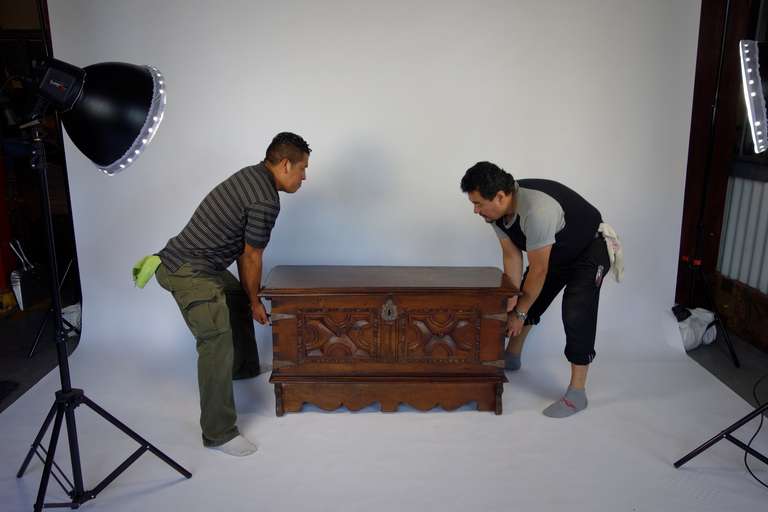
[680,0,740,368]
[674,401,768,469]
[674,24,768,470]
[9,55,190,510]
[15,126,191,511]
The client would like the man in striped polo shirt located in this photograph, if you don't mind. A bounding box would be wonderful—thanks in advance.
[156,132,310,456]
[461,161,611,419]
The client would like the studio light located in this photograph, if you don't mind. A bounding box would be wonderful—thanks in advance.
[32,58,166,174]
[739,40,768,153]
[14,57,190,512]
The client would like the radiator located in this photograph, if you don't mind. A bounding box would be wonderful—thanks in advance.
[717,176,768,293]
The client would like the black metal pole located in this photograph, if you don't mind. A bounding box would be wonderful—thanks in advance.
[30,129,87,502]
[688,0,729,300]
[674,402,768,468]
[17,123,191,510]
[16,402,56,478]
[33,404,64,512]
[31,131,71,392]
[685,0,740,368]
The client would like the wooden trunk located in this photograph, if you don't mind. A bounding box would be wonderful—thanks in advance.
[260,266,520,416]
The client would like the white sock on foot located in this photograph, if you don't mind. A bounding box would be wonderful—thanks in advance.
[210,435,257,457]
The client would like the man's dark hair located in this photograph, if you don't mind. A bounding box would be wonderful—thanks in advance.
[265,132,312,164]
[460,161,516,200]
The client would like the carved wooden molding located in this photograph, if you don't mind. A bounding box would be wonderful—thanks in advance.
[402,309,480,363]
[278,381,502,415]
[297,308,379,362]
[291,307,487,364]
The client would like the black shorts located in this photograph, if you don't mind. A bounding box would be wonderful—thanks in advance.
[521,236,611,365]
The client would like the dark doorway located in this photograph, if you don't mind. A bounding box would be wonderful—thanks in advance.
[0,0,82,413]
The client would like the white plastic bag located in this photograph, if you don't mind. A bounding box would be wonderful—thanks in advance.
[676,307,718,351]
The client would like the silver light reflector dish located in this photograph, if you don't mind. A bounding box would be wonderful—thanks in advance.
[739,40,768,153]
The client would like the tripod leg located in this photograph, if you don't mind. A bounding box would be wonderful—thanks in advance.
[697,267,740,368]
[717,319,741,368]
[34,404,65,512]
[63,399,86,499]
[674,402,768,468]
[17,402,57,477]
[82,395,192,478]
[725,434,768,464]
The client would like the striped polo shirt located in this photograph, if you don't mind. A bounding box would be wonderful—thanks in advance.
[158,162,280,273]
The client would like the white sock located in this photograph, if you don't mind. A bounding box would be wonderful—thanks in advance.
[210,435,257,457]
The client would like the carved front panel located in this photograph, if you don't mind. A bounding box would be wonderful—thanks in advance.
[298,309,379,362]
[402,309,480,363]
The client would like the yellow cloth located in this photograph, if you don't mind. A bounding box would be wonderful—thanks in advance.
[132,255,161,288]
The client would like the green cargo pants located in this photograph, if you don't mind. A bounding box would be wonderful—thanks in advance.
[156,262,260,447]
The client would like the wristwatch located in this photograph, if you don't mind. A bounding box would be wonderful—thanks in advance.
[510,308,527,322]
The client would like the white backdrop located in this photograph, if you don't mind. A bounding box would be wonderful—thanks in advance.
[48,0,700,363]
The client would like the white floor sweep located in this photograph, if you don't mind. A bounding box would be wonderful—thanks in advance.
[1,340,766,512]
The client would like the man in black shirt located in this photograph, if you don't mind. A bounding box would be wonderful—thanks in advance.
[461,161,611,418]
